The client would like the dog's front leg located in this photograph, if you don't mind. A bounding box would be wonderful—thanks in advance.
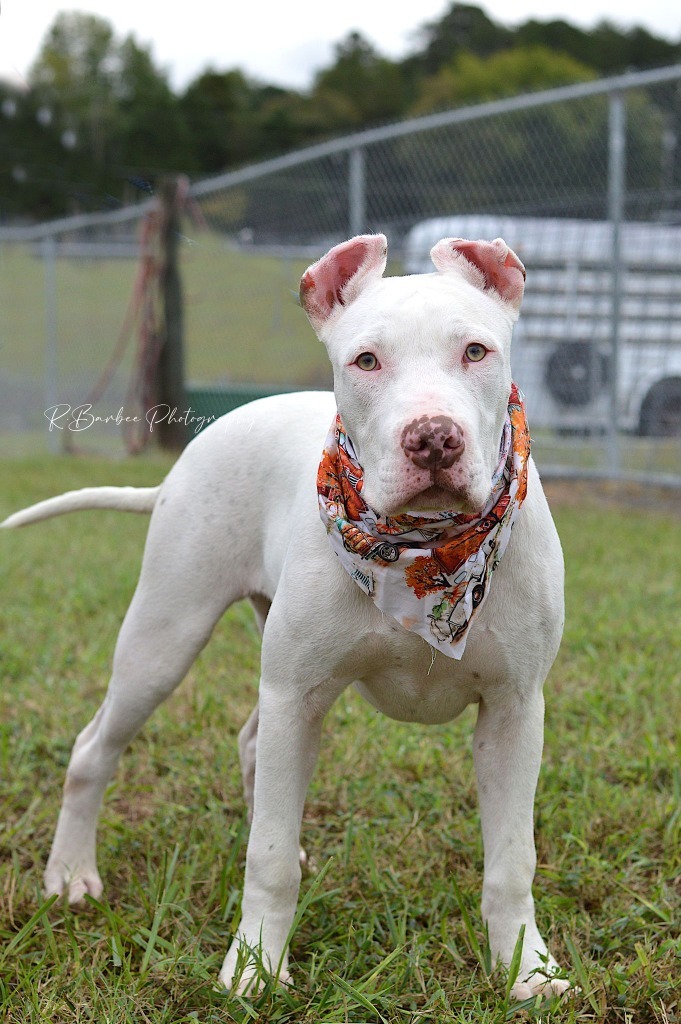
[473,688,570,1000]
[219,680,327,994]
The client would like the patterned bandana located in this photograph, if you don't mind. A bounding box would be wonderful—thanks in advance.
[317,383,530,660]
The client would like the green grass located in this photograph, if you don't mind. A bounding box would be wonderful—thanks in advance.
[532,432,681,480]
[0,458,679,1022]
[0,238,330,390]
[0,237,414,394]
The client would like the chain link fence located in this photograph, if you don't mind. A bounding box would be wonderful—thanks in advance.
[1,65,680,482]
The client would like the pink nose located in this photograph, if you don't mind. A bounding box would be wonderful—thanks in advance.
[400,415,465,470]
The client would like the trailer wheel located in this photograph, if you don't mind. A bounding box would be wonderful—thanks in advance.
[639,378,681,437]
[545,342,608,406]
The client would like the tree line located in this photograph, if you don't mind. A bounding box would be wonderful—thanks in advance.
[1,2,680,220]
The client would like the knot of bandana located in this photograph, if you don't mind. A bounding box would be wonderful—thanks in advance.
[317,383,530,659]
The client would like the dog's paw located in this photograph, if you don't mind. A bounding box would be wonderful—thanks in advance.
[219,938,292,996]
[219,962,292,996]
[511,973,571,1001]
[490,920,570,1004]
[44,861,103,904]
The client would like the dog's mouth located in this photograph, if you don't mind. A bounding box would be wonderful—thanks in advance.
[404,485,460,512]
[392,483,482,516]
[365,452,490,517]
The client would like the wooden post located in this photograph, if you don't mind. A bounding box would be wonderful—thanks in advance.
[156,176,188,451]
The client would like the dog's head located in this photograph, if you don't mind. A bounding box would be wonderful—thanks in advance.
[300,233,526,516]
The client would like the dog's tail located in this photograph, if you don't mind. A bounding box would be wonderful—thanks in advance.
[1,486,161,529]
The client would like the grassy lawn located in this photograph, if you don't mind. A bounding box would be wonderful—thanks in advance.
[0,457,679,1023]
[0,238,330,392]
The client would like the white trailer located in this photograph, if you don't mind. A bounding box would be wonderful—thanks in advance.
[404,215,681,435]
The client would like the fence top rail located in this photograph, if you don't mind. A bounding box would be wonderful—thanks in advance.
[190,63,681,197]
[0,197,155,242]
[1,62,680,242]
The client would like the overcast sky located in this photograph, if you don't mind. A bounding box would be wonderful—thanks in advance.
[1,0,680,93]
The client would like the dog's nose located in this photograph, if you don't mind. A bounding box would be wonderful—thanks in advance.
[400,415,465,470]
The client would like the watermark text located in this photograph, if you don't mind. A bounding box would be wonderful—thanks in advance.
[44,403,215,435]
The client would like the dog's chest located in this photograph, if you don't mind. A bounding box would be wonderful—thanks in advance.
[348,621,482,725]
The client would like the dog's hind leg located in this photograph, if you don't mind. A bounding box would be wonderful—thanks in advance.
[239,596,269,823]
[44,519,243,904]
[238,702,259,825]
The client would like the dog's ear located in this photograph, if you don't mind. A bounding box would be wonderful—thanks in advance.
[300,234,388,332]
[430,237,526,310]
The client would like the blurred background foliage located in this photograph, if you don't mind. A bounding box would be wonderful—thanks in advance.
[1,2,680,220]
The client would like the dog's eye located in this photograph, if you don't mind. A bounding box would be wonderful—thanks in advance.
[465,343,487,363]
[355,352,379,371]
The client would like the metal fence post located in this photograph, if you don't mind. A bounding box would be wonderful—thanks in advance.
[43,234,59,454]
[349,146,366,237]
[607,91,626,477]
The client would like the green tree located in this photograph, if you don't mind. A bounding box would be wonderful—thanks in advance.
[407,3,512,75]
[255,90,337,152]
[26,12,192,213]
[411,45,595,115]
[312,32,407,127]
[115,36,193,177]
[621,26,681,72]
[4,3,680,222]
[180,69,267,170]
[29,12,120,168]
[516,17,680,74]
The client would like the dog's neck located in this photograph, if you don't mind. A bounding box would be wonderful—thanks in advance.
[317,385,530,659]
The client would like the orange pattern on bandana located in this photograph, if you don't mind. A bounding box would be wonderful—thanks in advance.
[317,384,530,659]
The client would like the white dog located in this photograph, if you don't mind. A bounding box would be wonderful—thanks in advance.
[3,234,569,1001]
